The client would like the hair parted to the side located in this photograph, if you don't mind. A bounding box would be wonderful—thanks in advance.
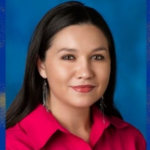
[6,1,123,129]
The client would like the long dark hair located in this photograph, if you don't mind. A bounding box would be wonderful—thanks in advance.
[6,1,122,129]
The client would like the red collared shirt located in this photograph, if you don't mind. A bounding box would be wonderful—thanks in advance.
[6,104,146,150]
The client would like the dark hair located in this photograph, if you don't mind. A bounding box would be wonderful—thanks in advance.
[6,1,123,129]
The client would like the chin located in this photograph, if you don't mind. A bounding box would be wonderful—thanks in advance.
[71,101,95,108]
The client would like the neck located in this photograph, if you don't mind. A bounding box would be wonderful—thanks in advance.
[46,97,92,141]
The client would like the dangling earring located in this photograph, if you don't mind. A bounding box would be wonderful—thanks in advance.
[100,96,106,124]
[43,80,48,107]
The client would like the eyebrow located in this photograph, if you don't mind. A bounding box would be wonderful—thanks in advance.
[57,47,108,53]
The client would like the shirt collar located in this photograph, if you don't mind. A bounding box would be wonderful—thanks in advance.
[20,104,128,149]
[20,104,59,149]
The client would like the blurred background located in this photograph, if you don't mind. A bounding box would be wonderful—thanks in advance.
[6,0,146,138]
[0,0,5,149]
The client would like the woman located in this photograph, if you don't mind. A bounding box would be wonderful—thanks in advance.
[6,1,146,150]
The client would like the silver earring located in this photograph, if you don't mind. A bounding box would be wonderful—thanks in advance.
[43,80,48,107]
[100,96,106,123]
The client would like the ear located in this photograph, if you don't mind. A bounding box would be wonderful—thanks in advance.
[37,58,47,79]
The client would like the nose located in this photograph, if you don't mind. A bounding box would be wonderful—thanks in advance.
[75,60,94,79]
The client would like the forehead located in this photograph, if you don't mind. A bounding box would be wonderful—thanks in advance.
[50,24,109,51]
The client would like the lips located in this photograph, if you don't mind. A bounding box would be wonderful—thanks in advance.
[71,85,95,93]
[72,85,94,88]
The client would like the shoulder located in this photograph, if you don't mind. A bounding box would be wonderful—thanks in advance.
[6,104,57,150]
[6,105,42,150]
[108,116,146,150]
[6,123,34,150]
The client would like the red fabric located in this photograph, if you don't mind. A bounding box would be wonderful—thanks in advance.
[6,104,146,150]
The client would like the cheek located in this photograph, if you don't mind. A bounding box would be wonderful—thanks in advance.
[97,63,111,82]
[45,61,72,86]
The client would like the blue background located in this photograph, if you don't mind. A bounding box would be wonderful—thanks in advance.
[6,0,146,139]
[0,0,5,149]
[147,0,150,148]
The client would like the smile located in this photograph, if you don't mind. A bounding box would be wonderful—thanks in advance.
[71,87,95,93]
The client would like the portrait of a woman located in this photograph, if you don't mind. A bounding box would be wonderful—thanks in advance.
[6,1,146,150]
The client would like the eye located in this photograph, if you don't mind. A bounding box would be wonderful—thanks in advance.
[62,55,75,60]
[91,55,104,60]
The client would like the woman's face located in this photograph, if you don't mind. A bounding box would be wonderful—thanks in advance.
[38,24,110,108]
